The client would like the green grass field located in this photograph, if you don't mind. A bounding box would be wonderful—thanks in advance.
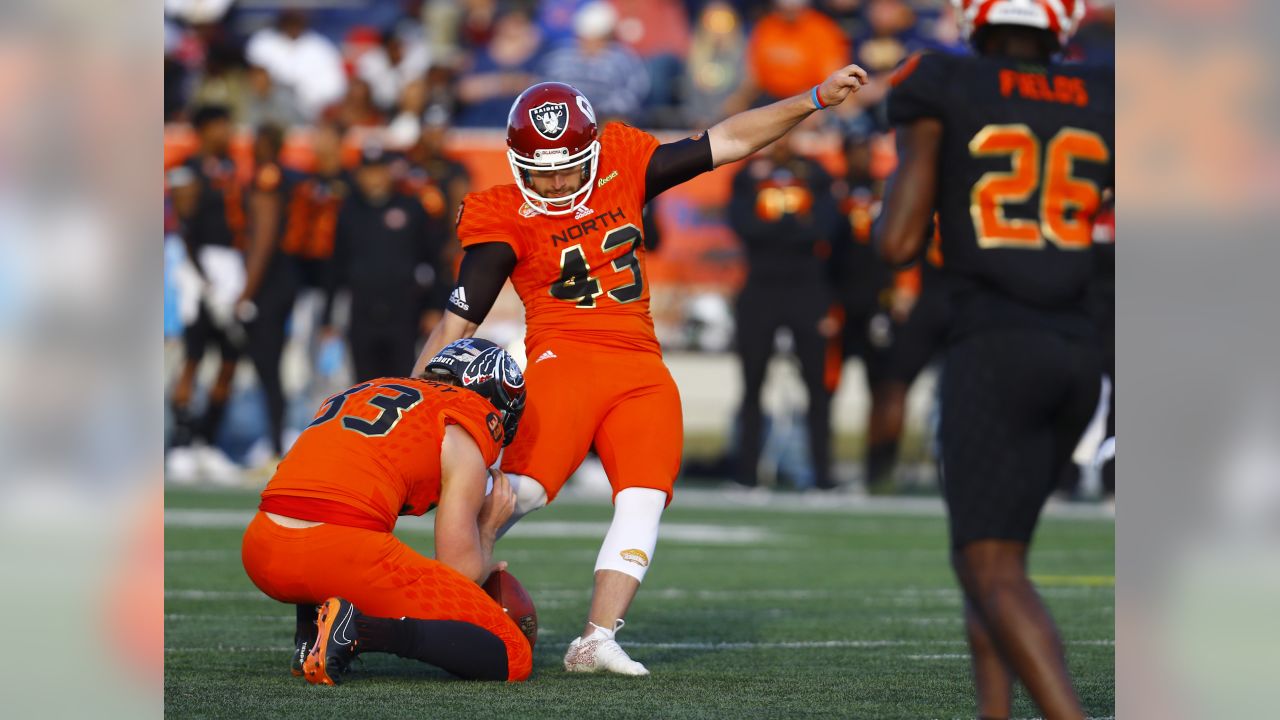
[164,487,1114,719]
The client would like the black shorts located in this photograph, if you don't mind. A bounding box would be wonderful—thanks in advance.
[940,329,1101,548]
[182,304,241,362]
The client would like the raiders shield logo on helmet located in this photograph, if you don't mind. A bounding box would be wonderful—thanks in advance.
[529,101,569,140]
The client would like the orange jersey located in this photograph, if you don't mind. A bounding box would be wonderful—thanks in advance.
[457,123,661,353]
[260,378,504,532]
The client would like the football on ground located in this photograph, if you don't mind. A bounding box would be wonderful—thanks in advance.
[484,569,538,648]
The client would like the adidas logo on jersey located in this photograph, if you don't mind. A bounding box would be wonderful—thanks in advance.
[535,350,557,363]
[449,287,469,311]
[574,204,594,220]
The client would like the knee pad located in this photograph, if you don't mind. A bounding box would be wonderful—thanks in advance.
[594,487,667,582]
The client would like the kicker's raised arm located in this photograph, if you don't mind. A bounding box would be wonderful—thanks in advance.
[707,64,868,168]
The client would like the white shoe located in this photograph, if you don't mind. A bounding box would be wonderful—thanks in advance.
[166,446,200,485]
[195,445,242,487]
[563,620,649,676]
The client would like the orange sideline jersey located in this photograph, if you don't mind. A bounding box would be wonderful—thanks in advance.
[457,122,661,353]
[260,378,504,532]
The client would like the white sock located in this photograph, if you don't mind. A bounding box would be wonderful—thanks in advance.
[496,472,548,539]
[594,487,666,582]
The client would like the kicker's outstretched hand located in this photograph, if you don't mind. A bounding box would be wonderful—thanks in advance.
[817,64,870,107]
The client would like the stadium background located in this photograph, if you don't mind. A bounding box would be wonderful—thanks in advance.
[159,1,1116,717]
[163,0,1114,488]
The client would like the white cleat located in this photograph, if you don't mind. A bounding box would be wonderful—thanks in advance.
[563,620,649,676]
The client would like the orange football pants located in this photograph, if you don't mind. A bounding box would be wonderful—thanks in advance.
[502,339,683,504]
[241,511,532,681]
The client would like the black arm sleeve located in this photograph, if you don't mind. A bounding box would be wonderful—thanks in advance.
[644,133,713,202]
[448,242,518,324]
[641,203,661,251]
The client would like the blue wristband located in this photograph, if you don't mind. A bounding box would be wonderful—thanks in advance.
[810,85,827,110]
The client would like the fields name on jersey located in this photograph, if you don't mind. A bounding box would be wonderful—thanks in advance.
[999,70,1089,107]
[550,207,628,246]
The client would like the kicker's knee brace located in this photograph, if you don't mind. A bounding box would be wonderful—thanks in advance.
[594,487,667,582]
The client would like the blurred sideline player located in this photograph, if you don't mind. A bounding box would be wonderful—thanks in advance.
[727,135,842,490]
[166,105,247,484]
[878,1,1112,718]
[414,67,869,674]
[241,338,532,684]
[873,227,949,491]
[832,135,948,492]
[239,123,304,469]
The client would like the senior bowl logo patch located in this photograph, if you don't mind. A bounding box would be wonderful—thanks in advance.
[529,101,569,140]
[620,549,649,567]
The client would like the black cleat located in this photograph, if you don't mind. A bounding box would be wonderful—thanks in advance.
[290,637,309,677]
[302,597,360,685]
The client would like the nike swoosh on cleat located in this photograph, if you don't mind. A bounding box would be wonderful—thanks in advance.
[334,603,356,646]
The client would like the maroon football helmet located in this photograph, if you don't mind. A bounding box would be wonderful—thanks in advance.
[506,82,600,216]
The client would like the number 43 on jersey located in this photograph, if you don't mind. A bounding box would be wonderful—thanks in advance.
[549,224,645,308]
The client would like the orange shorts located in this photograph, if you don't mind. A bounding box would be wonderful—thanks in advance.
[240,511,532,681]
[502,339,683,504]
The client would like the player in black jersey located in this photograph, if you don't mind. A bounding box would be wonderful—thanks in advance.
[877,2,1111,718]
[728,137,843,490]
[240,124,305,467]
[166,105,247,484]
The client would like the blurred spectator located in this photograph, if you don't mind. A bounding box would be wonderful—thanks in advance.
[164,0,235,26]
[851,0,925,75]
[339,26,384,78]
[243,65,306,128]
[422,0,464,68]
[732,0,850,111]
[681,1,747,128]
[186,43,249,124]
[246,9,347,119]
[458,0,503,50]
[323,146,444,381]
[322,77,386,129]
[164,105,246,485]
[240,124,305,466]
[727,137,842,490]
[536,0,588,48]
[819,0,869,42]
[423,65,462,120]
[358,28,433,110]
[917,2,967,54]
[1067,1,1115,66]
[608,0,692,126]
[401,106,472,264]
[385,77,431,148]
[454,10,542,128]
[539,2,650,124]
